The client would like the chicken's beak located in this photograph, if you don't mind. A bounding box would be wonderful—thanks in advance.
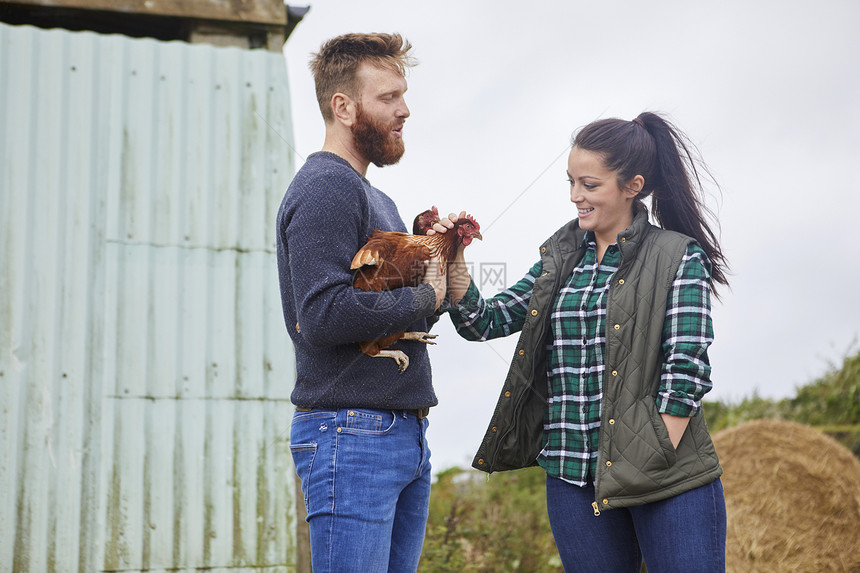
[475,232,483,241]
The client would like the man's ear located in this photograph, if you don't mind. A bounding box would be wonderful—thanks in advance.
[626,174,645,197]
[331,92,356,127]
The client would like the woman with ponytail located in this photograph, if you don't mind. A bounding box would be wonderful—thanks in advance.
[433,112,728,571]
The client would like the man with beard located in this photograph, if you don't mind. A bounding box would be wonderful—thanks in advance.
[275,33,446,572]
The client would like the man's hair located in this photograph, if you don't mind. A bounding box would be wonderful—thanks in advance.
[309,33,416,123]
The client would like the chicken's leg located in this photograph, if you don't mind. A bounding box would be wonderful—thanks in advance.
[400,332,438,345]
[373,332,437,373]
[365,332,438,373]
[374,349,410,373]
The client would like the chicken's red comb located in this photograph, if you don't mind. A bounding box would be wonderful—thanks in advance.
[465,213,480,229]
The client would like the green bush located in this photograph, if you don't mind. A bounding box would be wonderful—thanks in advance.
[786,348,860,426]
[702,392,788,432]
[419,466,562,572]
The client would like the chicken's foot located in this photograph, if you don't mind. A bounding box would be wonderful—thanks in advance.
[400,332,438,345]
[375,349,410,373]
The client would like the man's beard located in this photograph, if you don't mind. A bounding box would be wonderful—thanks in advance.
[351,104,405,168]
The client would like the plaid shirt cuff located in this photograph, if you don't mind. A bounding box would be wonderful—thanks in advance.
[656,393,700,417]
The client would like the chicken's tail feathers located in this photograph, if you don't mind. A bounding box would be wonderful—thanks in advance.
[350,248,379,269]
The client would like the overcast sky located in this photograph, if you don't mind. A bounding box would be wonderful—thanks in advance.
[281,0,860,472]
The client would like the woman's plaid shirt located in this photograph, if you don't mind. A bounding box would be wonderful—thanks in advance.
[450,233,714,486]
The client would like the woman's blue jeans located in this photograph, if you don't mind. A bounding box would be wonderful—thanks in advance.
[290,408,432,572]
[546,476,726,572]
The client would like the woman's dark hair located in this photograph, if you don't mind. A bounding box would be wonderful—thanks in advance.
[572,111,729,295]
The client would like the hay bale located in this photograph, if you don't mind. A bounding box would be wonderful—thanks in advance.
[713,419,860,572]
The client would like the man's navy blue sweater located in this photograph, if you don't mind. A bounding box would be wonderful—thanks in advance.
[276,152,439,409]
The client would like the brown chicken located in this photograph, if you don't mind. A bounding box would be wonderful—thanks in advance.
[350,211,482,372]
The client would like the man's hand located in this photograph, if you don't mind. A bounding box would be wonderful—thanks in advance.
[422,254,446,310]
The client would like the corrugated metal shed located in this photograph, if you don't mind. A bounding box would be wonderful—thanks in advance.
[0,22,298,572]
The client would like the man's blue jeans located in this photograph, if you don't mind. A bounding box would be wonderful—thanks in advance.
[546,476,726,572]
[290,408,432,572]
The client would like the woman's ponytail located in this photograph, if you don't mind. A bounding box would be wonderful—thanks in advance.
[635,112,728,293]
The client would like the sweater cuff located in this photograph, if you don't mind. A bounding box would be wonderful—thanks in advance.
[413,283,438,317]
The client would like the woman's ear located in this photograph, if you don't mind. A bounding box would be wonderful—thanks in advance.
[626,175,645,197]
[331,92,356,127]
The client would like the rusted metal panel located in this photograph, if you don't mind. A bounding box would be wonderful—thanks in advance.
[3,0,288,25]
[0,22,298,572]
